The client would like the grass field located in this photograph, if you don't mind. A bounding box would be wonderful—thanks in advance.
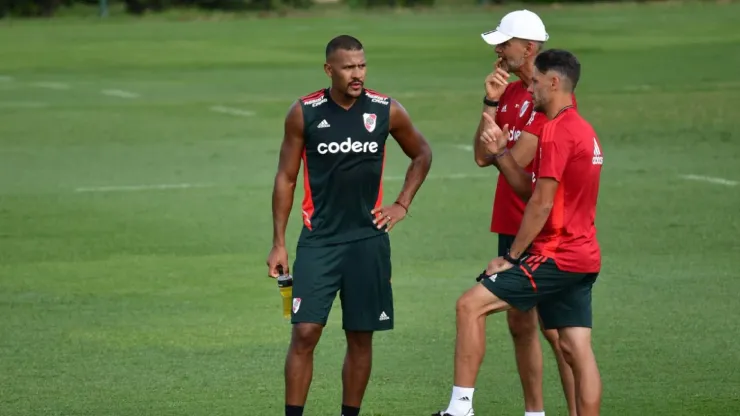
[2,1,740,415]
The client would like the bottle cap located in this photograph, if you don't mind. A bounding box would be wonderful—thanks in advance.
[276,265,292,286]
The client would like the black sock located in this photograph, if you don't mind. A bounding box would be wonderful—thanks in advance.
[285,405,304,416]
[341,404,360,416]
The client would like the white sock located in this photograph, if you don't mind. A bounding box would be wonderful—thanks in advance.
[524,412,545,416]
[445,386,474,415]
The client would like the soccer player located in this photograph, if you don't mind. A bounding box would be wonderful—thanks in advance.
[433,49,603,416]
[473,9,576,416]
[267,35,433,416]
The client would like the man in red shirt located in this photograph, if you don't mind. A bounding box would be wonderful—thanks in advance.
[472,9,576,416]
[433,49,602,416]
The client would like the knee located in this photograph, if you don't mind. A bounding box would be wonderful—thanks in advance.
[557,334,577,366]
[456,285,504,320]
[556,328,595,371]
[346,332,373,356]
[553,340,575,367]
[290,324,323,354]
[455,292,476,319]
[507,310,538,340]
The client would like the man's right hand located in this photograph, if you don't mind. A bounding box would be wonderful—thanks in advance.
[484,58,511,101]
[266,245,289,278]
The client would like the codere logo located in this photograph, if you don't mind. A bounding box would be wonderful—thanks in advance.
[508,128,522,142]
[317,137,379,155]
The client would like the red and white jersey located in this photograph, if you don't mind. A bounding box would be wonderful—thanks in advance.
[489,80,577,236]
[530,107,603,273]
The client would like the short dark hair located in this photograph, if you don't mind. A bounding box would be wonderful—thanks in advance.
[325,35,364,60]
[534,49,581,91]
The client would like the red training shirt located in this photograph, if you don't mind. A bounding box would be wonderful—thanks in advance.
[489,80,577,236]
[530,107,603,273]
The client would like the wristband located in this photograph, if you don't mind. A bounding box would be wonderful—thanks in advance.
[483,96,499,107]
[503,250,521,265]
[393,201,409,214]
[494,148,509,158]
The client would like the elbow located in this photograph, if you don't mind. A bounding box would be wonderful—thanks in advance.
[275,171,297,190]
[530,191,553,211]
[473,147,492,167]
[530,196,553,214]
[415,145,433,168]
[424,148,434,166]
[474,152,491,167]
[540,202,553,215]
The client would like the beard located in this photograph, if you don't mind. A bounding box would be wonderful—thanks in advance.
[503,56,526,72]
[533,97,546,113]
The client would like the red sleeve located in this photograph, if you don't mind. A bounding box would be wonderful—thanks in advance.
[538,124,572,182]
[522,111,548,137]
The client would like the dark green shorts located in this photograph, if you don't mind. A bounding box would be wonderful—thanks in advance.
[480,255,599,330]
[291,234,393,332]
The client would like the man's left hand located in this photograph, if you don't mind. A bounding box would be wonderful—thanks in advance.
[371,203,408,232]
[486,256,514,275]
[480,113,511,156]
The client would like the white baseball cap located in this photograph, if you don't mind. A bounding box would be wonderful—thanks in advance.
[481,9,549,45]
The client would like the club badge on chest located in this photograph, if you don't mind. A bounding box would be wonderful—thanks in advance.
[363,113,377,133]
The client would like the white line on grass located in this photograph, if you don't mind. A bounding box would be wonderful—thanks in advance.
[74,183,212,193]
[72,174,488,193]
[101,89,140,99]
[210,106,255,117]
[454,144,474,152]
[32,82,71,90]
[679,174,737,186]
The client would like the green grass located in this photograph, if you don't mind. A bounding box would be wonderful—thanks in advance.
[2,2,740,415]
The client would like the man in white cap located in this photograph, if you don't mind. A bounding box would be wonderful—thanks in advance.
[431,10,577,416]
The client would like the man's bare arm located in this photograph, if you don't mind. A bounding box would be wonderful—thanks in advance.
[474,108,537,174]
[509,177,559,259]
[479,111,538,202]
[495,130,538,202]
[509,131,538,167]
[272,101,305,248]
[389,99,433,209]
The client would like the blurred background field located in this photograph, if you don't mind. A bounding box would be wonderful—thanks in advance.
[1,0,740,415]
